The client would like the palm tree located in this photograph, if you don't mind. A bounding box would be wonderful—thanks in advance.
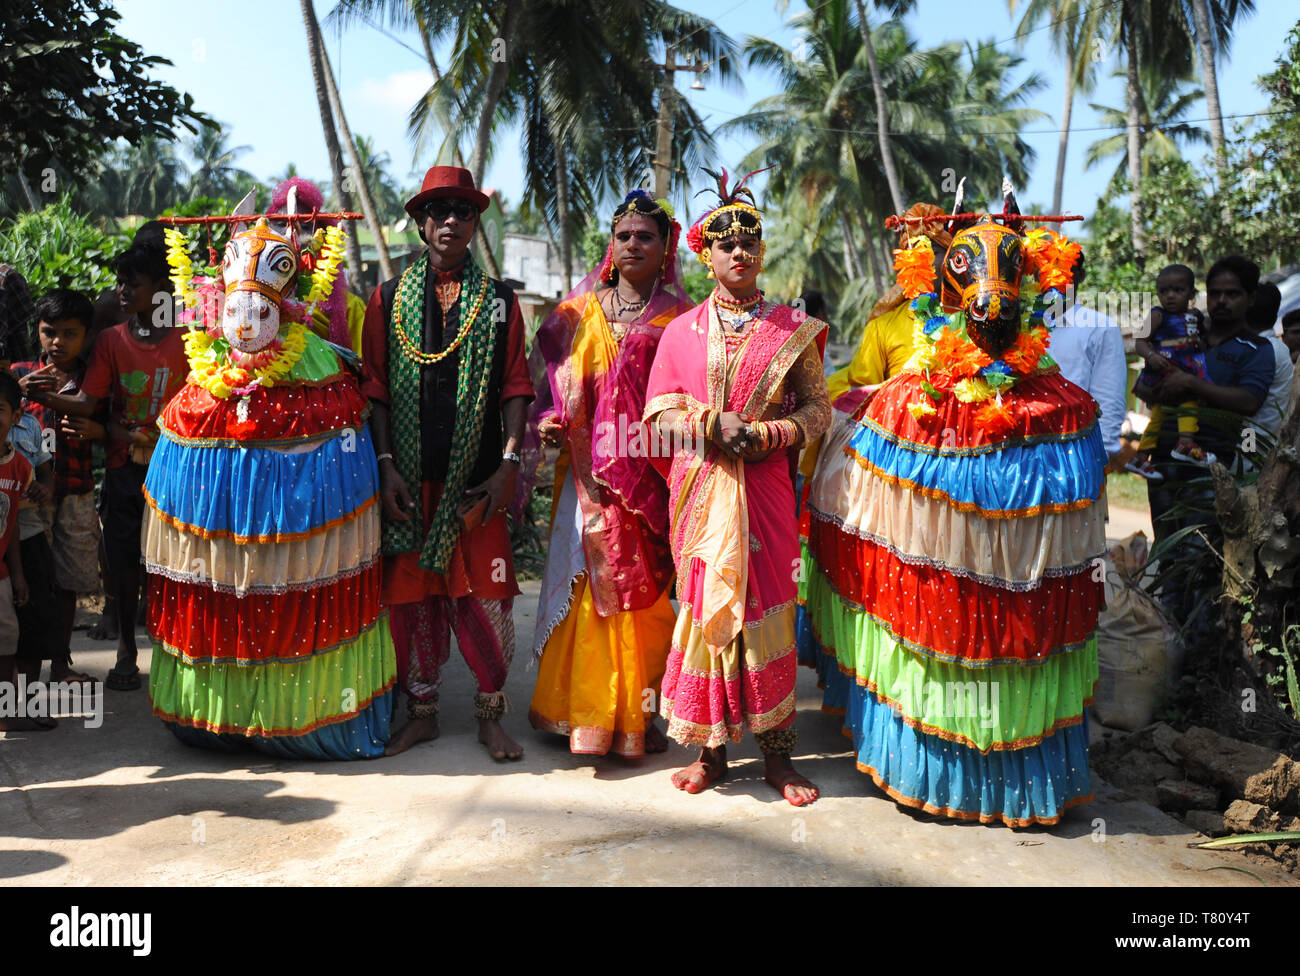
[187,125,255,201]
[352,136,405,223]
[309,15,395,280]
[392,1,736,286]
[300,0,363,288]
[1008,0,1109,214]
[126,137,190,215]
[849,0,914,216]
[1183,0,1256,176]
[1084,68,1209,184]
[722,5,1046,325]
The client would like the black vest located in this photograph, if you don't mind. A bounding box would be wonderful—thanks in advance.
[380,266,514,486]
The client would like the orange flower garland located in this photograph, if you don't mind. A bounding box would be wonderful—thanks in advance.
[1001,325,1050,373]
[1023,229,1081,293]
[974,398,1017,437]
[892,238,936,298]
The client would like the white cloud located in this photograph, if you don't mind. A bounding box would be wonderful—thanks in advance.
[357,70,435,111]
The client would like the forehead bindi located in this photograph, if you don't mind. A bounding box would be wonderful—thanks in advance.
[616,214,660,237]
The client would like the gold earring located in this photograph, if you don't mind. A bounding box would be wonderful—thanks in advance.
[707,267,716,279]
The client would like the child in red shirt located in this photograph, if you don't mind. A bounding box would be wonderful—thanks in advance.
[26,244,187,691]
[0,371,44,731]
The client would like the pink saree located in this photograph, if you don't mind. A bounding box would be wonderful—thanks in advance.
[644,300,828,746]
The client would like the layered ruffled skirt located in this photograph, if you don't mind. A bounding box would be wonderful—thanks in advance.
[144,344,395,759]
[804,372,1106,825]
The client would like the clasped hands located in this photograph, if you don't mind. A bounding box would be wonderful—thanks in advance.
[711,410,773,461]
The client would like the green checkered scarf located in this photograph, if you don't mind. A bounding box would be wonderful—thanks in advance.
[382,255,496,573]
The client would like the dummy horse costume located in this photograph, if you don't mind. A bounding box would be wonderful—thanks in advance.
[803,181,1108,826]
[145,193,397,759]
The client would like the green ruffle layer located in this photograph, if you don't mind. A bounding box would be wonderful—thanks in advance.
[149,616,396,736]
[284,330,345,383]
[805,552,1097,753]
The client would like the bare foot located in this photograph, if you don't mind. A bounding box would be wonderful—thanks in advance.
[645,719,669,754]
[51,664,94,685]
[671,745,726,794]
[478,718,523,760]
[385,714,439,756]
[765,754,818,806]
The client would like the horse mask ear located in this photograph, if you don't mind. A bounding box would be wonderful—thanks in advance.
[229,188,257,235]
[945,177,979,235]
[1001,176,1026,236]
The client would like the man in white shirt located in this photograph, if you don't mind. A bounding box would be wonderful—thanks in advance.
[1043,261,1129,468]
[1246,282,1293,441]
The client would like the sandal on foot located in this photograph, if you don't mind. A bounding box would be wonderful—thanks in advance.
[1124,457,1164,480]
[1170,443,1216,466]
[106,666,141,691]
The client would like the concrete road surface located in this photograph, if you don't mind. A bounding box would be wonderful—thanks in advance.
[2,569,1291,887]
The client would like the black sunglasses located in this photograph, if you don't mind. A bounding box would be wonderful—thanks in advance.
[424,198,478,222]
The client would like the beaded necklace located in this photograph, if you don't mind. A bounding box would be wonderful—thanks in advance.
[712,288,765,332]
[392,262,490,366]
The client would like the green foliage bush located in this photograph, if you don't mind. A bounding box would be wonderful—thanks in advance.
[0,195,126,300]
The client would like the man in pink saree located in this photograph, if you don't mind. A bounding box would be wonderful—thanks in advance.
[644,170,831,806]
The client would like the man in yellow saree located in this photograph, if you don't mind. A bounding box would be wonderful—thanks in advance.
[526,191,693,757]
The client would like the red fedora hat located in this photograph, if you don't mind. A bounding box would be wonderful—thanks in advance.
[405,165,489,221]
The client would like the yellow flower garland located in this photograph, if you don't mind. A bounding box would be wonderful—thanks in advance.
[184,321,309,400]
[305,225,345,305]
[164,228,197,311]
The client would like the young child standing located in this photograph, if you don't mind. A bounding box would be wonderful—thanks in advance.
[26,246,187,691]
[13,289,104,684]
[0,371,47,731]
[1129,264,1217,478]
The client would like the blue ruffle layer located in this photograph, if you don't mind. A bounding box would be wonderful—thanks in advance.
[846,421,1107,513]
[165,688,394,760]
[845,682,1092,825]
[146,427,379,538]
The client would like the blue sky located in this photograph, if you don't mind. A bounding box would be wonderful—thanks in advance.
[114,0,1291,225]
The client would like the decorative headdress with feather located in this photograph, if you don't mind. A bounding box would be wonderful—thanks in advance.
[685,167,769,265]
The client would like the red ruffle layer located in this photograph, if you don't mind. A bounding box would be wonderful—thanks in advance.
[862,371,1098,453]
[147,566,382,664]
[161,374,368,444]
[810,517,1102,665]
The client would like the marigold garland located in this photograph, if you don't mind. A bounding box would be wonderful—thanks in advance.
[899,291,1060,436]
[1023,228,1081,293]
[163,215,327,400]
[892,237,936,298]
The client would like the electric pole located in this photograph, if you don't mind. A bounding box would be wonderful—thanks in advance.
[650,44,707,200]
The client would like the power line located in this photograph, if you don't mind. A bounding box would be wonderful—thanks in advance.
[690,98,1284,140]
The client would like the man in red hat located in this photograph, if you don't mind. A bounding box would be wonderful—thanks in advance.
[361,165,533,760]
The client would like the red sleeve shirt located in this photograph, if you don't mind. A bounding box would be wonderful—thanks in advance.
[500,290,534,403]
[82,324,190,469]
[0,448,34,578]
